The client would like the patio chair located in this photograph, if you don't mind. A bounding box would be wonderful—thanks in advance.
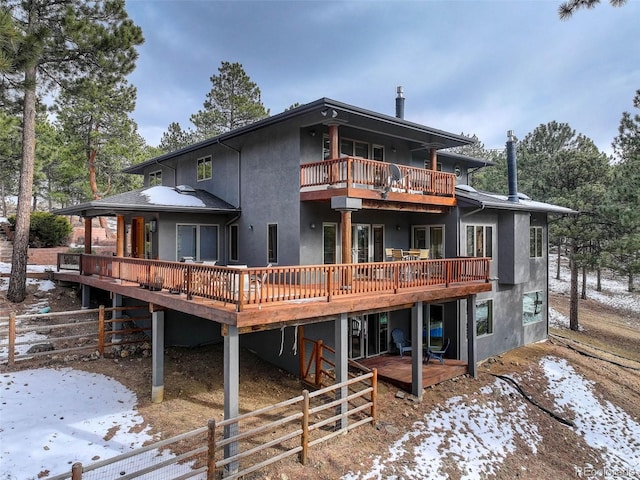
[419,249,430,260]
[248,263,272,300]
[391,249,406,261]
[391,328,412,357]
[385,248,394,261]
[425,338,450,365]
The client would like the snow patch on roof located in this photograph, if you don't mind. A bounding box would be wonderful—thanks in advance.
[141,186,205,207]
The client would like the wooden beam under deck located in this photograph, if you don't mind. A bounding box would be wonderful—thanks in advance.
[55,270,490,333]
[300,186,456,209]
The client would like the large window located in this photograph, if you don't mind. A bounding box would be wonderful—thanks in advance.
[530,226,543,258]
[412,225,444,259]
[197,156,212,181]
[466,225,493,258]
[322,136,383,161]
[476,299,493,337]
[149,170,162,186]
[177,224,218,261]
[268,223,278,264]
[523,291,544,324]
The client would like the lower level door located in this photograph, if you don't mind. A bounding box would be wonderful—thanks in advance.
[349,312,389,359]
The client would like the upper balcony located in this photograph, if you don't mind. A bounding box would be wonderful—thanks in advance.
[300,157,457,212]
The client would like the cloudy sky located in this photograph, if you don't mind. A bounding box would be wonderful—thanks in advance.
[125,0,639,155]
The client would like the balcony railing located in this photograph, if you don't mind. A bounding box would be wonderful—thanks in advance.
[300,157,456,197]
[58,254,489,312]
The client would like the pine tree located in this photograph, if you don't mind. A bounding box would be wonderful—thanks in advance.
[3,0,143,302]
[608,90,640,291]
[190,61,269,140]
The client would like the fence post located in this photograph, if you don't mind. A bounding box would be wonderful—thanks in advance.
[315,340,323,387]
[300,390,310,465]
[8,312,16,366]
[71,462,83,480]
[371,369,378,426]
[207,419,216,480]
[98,305,105,357]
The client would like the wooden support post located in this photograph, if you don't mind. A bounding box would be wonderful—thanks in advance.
[430,147,437,171]
[207,419,216,480]
[467,294,478,378]
[335,312,348,431]
[341,210,352,265]
[151,309,165,403]
[98,305,105,356]
[411,302,424,398]
[300,389,310,465]
[84,217,92,255]
[224,325,240,474]
[116,215,125,257]
[8,312,15,365]
[329,124,339,159]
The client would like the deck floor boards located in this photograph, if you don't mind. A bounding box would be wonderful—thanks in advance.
[358,354,468,391]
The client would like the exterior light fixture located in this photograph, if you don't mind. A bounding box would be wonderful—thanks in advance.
[149,220,157,233]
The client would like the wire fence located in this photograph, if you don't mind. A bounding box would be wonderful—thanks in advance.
[45,370,377,480]
[0,305,150,365]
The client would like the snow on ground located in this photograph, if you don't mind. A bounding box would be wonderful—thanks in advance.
[0,368,201,480]
[541,357,640,471]
[344,379,542,480]
[344,356,640,479]
[548,256,640,321]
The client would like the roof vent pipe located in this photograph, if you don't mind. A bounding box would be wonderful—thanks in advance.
[395,86,405,119]
[506,130,519,202]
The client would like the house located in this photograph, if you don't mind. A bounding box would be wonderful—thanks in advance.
[55,93,574,409]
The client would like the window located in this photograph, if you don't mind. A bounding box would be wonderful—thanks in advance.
[530,226,543,258]
[323,223,337,264]
[197,156,212,181]
[268,223,278,263]
[476,299,493,336]
[229,224,239,262]
[176,224,218,261]
[523,291,544,324]
[323,135,375,160]
[412,225,444,259]
[149,170,162,186]
[372,145,384,162]
[466,225,493,258]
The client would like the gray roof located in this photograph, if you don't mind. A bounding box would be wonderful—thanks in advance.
[455,185,577,215]
[125,98,477,174]
[54,186,239,217]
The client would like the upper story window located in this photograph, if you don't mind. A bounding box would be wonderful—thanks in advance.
[197,156,212,181]
[149,170,162,186]
[466,225,493,258]
[323,136,383,160]
[530,226,543,258]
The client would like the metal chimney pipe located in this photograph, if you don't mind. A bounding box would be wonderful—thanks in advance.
[506,130,519,202]
[395,86,405,119]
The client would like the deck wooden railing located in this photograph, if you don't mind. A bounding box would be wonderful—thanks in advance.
[58,254,489,312]
[300,156,456,197]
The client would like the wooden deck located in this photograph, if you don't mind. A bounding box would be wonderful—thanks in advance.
[55,254,492,330]
[358,354,468,391]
